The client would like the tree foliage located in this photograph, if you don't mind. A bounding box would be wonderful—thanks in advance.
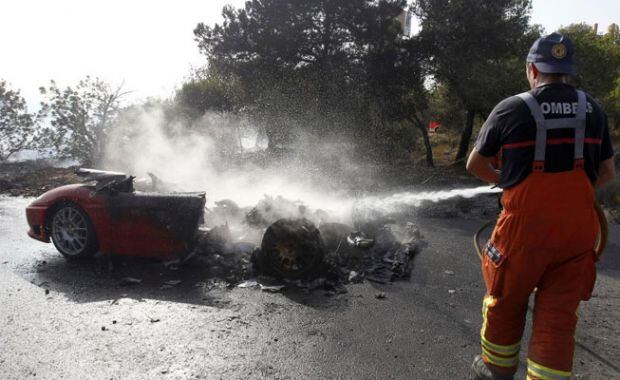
[194,0,431,162]
[559,23,620,128]
[38,77,127,166]
[413,0,537,162]
[175,68,244,120]
[0,80,36,161]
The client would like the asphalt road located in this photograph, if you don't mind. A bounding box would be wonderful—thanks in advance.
[1,195,619,380]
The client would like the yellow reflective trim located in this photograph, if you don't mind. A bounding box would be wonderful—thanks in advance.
[527,368,559,380]
[480,296,495,341]
[527,368,548,380]
[481,336,520,355]
[482,347,519,367]
[528,359,571,376]
[527,359,571,380]
[479,295,520,356]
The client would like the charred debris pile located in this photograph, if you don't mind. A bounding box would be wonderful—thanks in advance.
[192,195,425,293]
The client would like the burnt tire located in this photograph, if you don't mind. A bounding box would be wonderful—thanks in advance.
[49,203,97,259]
[259,218,325,279]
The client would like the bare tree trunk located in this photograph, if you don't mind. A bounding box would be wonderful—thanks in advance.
[408,115,434,168]
[455,109,476,165]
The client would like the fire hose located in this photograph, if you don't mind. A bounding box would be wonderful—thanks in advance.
[473,202,608,261]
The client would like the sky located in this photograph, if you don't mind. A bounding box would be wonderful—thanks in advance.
[0,0,618,109]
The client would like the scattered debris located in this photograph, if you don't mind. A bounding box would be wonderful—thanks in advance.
[202,279,230,291]
[346,232,375,249]
[448,289,456,294]
[348,271,363,283]
[257,277,287,293]
[162,259,181,271]
[160,280,182,290]
[602,206,620,224]
[444,270,454,275]
[237,280,259,288]
[364,225,421,284]
[194,195,427,293]
[260,284,286,293]
[119,277,142,286]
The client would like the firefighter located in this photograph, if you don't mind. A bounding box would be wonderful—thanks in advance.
[466,33,615,380]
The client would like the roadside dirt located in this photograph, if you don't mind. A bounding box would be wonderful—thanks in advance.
[0,161,80,197]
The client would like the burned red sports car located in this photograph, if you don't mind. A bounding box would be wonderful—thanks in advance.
[26,169,205,261]
[25,168,423,286]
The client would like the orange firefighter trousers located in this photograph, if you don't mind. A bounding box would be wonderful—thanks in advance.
[480,169,598,379]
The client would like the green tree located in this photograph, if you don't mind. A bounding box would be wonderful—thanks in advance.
[193,0,428,159]
[0,80,36,161]
[559,23,620,98]
[195,0,362,148]
[413,0,536,163]
[38,77,128,166]
[427,84,466,133]
[362,34,434,165]
[175,67,244,120]
[559,23,620,129]
[607,77,620,130]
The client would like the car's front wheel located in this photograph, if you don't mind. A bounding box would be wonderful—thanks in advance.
[49,203,97,259]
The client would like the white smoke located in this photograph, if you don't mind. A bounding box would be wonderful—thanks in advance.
[102,105,498,222]
[103,106,352,217]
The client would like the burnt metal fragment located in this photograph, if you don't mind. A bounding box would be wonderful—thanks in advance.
[119,277,142,286]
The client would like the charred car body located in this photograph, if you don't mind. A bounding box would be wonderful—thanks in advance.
[26,169,205,261]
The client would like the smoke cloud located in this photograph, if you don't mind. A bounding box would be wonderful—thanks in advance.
[102,106,354,219]
[102,105,498,225]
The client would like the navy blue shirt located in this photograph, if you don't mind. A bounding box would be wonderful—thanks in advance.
[475,83,614,188]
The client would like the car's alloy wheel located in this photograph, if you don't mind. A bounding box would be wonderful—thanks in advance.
[50,204,96,259]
